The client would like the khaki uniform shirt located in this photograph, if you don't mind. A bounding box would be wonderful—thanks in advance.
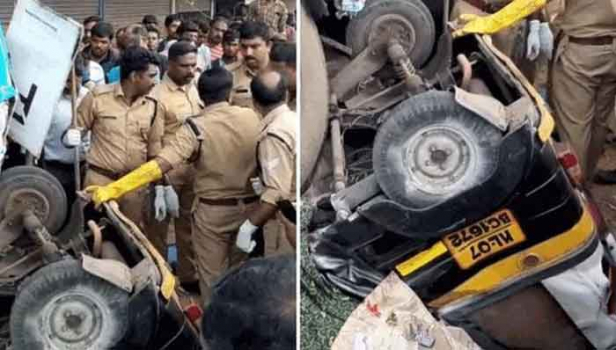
[248,0,288,34]
[558,0,616,38]
[230,62,257,109]
[257,104,297,205]
[77,84,164,175]
[153,75,203,147]
[152,75,203,185]
[157,102,262,200]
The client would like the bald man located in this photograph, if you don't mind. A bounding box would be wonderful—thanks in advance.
[236,70,297,255]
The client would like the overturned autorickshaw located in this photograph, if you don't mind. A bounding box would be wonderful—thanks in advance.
[301,1,615,348]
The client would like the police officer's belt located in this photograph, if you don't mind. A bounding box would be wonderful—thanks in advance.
[569,36,615,46]
[89,164,126,180]
[199,196,259,206]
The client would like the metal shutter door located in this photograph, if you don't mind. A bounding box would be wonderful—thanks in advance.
[2,0,98,32]
[0,0,15,30]
[104,0,169,28]
[40,0,99,24]
[177,0,212,16]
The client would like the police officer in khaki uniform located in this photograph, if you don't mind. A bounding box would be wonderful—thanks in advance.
[230,21,273,109]
[76,47,163,228]
[85,66,262,305]
[456,0,616,183]
[236,70,296,256]
[551,0,616,183]
[148,41,203,284]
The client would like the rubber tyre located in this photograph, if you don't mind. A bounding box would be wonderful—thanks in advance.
[373,91,502,208]
[10,259,129,350]
[0,166,68,234]
[346,0,436,67]
[300,5,330,192]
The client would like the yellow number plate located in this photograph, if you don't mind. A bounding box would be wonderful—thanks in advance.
[442,210,526,270]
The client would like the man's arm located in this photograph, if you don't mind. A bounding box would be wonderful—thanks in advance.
[249,135,295,226]
[86,122,201,206]
[454,0,548,37]
[76,91,96,130]
[147,101,165,159]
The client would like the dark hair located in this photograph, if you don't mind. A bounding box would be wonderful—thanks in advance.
[177,21,200,36]
[83,15,101,25]
[91,22,114,40]
[164,14,181,28]
[223,29,240,43]
[202,255,296,350]
[146,24,160,36]
[198,20,210,34]
[168,41,198,61]
[239,21,270,42]
[251,71,288,107]
[142,14,158,26]
[270,42,295,67]
[73,55,86,78]
[197,66,233,104]
[119,47,159,81]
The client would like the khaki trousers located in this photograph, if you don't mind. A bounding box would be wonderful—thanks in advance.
[191,199,257,305]
[549,38,616,179]
[144,182,197,283]
[84,170,148,230]
[263,213,295,257]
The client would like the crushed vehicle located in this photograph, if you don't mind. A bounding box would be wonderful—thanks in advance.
[0,1,202,349]
[301,1,611,349]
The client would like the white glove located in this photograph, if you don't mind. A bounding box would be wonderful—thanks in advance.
[65,128,82,147]
[164,185,180,218]
[526,20,541,61]
[154,185,167,222]
[235,219,259,253]
[539,22,554,60]
[250,177,264,195]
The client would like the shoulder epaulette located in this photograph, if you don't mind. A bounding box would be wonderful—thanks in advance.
[92,84,115,96]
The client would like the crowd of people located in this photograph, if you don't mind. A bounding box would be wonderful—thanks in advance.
[40,2,297,347]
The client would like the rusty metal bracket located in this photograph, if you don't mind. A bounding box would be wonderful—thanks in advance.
[0,214,24,250]
[329,94,347,192]
[346,82,410,113]
[331,45,389,101]
[0,248,44,281]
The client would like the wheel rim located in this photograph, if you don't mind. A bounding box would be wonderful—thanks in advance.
[42,292,104,349]
[4,188,50,223]
[367,13,417,55]
[404,124,478,196]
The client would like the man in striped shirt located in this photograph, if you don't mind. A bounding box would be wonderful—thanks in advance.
[207,17,228,63]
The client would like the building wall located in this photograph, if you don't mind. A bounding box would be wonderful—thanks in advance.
[0,0,216,31]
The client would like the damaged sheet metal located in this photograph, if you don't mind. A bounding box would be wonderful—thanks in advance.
[82,254,133,293]
[454,87,509,131]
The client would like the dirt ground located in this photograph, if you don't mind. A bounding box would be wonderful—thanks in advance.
[591,145,616,228]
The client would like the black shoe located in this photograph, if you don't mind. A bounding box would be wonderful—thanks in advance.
[594,169,616,184]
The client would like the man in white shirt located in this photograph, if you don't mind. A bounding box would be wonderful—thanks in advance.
[42,56,89,205]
